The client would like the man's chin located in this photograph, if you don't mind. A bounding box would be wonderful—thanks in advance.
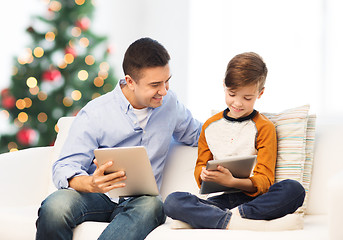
[149,100,163,108]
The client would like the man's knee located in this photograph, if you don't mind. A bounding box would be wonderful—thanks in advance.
[38,189,79,227]
[131,196,165,222]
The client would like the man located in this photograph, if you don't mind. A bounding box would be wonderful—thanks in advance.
[36,37,202,240]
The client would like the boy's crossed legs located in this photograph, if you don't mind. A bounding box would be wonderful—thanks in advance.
[164,179,305,230]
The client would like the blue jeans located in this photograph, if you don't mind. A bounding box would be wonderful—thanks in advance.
[164,179,305,229]
[36,189,166,240]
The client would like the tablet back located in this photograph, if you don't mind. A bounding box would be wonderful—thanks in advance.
[94,146,159,198]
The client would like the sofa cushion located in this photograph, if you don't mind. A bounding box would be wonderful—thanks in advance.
[0,206,38,240]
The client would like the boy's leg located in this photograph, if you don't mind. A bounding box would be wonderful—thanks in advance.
[238,179,305,220]
[98,195,165,240]
[164,192,231,229]
[36,189,116,240]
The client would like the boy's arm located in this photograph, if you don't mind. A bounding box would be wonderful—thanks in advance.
[194,125,213,188]
[247,116,277,197]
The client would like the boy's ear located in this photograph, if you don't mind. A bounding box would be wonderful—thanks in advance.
[258,87,265,99]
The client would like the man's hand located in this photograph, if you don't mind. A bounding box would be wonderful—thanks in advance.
[69,159,127,193]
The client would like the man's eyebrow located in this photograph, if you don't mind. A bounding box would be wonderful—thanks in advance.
[149,75,172,84]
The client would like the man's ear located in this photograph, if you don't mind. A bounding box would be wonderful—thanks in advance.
[258,87,265,99]
[125,75,135,90]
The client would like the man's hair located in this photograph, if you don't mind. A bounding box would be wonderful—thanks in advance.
[122,37,171,80]
[224,52,267,92]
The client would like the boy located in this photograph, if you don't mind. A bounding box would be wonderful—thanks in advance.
[163,52,305,230]
[35,38,202,239]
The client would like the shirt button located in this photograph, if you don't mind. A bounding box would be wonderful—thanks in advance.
[134,121,137,124]
[143,131,146,134]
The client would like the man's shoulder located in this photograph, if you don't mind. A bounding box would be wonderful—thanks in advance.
[83,90,116,111]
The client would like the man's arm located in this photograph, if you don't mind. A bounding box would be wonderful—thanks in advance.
[172,93,202,146]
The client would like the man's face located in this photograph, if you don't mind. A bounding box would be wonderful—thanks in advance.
[126,65,171,109]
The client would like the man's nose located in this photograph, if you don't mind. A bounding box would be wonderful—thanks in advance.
[158,83,168,96]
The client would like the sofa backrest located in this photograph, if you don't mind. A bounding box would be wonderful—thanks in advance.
[306,120,343,215]
[53,116,343,216]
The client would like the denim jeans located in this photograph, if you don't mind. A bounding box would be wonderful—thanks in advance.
[164,179,305,229]
[36,189,166,240]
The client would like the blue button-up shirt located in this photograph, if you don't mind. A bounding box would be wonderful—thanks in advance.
[53,80,202,190]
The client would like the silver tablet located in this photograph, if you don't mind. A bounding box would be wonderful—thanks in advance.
[200,155,257,194]
[94,146,159,198]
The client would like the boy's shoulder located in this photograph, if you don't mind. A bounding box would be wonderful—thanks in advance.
[203,111,225,129]
[253,111,275,129]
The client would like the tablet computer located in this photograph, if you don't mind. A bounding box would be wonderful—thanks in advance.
[94,146,159,198]
[200,155,257,195]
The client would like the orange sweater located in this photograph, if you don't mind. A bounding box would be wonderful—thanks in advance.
[194,109,277,197]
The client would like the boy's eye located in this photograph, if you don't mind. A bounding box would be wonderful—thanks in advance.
[245,98,252,101]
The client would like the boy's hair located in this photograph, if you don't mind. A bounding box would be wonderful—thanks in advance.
[122,37,171,80]
[224,52,267,92]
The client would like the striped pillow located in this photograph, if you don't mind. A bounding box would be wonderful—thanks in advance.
[262,105,310,184]
[263,105,316,213]
[301,114,316,213]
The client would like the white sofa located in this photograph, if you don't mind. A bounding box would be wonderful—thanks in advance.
[1,115,343,240]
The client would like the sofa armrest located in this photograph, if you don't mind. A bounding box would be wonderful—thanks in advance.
[0,146,54,207]
[328,170,343,240]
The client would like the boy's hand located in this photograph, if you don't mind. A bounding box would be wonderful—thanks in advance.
[200,165,236,187]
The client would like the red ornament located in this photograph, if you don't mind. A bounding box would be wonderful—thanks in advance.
[1,88,15,109]
[75,17,91,31]
[42,69,62,82]
[1,88,10,97]
[16,128,37,146]
[1,95,16,109]
[65,46,77,57]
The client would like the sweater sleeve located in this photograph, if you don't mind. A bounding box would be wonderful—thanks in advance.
[246,113,277,197]
[194,113,223,188]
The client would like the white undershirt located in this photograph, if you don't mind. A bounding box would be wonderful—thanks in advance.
[132,107,150,129]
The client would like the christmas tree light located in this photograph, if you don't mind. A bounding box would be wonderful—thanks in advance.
[0,0,117,153]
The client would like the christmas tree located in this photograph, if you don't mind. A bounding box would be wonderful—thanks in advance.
[0,0,117,153]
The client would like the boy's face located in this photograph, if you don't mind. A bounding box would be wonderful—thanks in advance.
[126,65,171,109]
[224,83,264,119]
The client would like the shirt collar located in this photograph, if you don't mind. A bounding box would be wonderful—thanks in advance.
[223,108,257,122]
[114,79,131,113]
